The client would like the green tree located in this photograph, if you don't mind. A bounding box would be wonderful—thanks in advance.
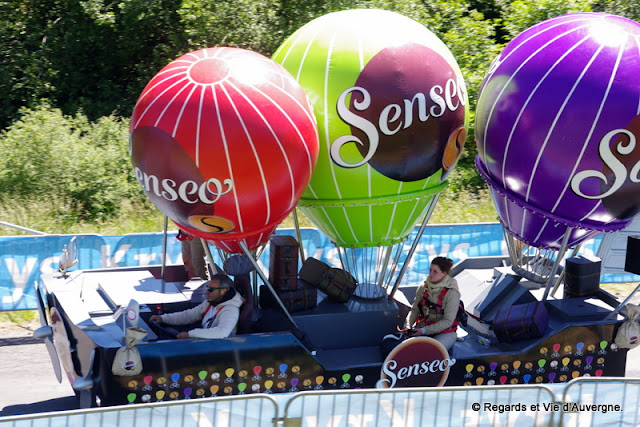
[0,103,145,220]
[178,0,282,55]
[439,9,503,191]
[0,0,186,129]
[592,0,640,21]
[0,1,59,128]
[497,0,592,38]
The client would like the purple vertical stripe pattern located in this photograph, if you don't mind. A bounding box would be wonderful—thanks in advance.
[475,13,640,249]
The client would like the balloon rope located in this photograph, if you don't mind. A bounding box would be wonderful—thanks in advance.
[350,248,358,287]
[378,245,394,295]
[373,246,380,288]
[370,247,375,292]
[365,246,371,293]
[160,215,168,289]
[375,246,385,290]
[201,239,219,275]
[541,228,571,301]
[389,243,404,292]
[362,246,371,298]
[335,246,346,271]
[389,193,441,300]
[292,209,306,263]
[215,246,225,264]
[390,243,399,281]
[503,228,521,270]
[363,246,368,292]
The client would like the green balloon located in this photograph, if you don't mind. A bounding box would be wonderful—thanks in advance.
[273,9,468,247]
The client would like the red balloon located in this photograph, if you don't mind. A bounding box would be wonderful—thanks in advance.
[130,47,319,252]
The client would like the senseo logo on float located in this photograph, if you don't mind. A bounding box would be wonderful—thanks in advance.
[331,43,467,183]
[130,126,235,234]
[570,114,640,219]
[377,337,456,388]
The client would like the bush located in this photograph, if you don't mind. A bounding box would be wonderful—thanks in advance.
[0,103,146,222]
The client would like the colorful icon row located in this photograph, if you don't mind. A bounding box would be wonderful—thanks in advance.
[465,355,605,375]
[464,369,604,386]
[128,373,363,391]
[538,341,612,356]
[126,373,368,403]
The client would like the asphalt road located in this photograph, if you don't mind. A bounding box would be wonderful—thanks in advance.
[2,331,640,418]
[0,335,78,417]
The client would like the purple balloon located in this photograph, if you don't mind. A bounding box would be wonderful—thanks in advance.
[475,13,640,249]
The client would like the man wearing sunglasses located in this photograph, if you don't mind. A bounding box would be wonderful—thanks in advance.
[149,273,244,339]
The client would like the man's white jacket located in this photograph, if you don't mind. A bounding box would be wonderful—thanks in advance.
[159,291,244,339]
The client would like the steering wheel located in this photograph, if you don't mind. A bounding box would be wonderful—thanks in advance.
[148,320,180,340]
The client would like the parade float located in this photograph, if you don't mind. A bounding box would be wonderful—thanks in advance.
[34,10,640,407]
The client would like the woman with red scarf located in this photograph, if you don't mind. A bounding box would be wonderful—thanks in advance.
[405,257,460,350]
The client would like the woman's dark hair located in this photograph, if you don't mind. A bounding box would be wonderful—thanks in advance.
[431,257,454,274]
[209,273,234,289]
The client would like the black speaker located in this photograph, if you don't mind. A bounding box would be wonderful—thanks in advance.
[625,236,640,275]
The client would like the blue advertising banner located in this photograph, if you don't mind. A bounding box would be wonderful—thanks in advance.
[0,223,622,311]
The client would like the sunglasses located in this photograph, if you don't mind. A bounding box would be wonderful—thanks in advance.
[206,286,225,292]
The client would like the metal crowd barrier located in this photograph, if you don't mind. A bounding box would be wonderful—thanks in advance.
[1,378,639,426]
[0,394,279,427]
[282,385,556,426]
[559,377,640,426]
